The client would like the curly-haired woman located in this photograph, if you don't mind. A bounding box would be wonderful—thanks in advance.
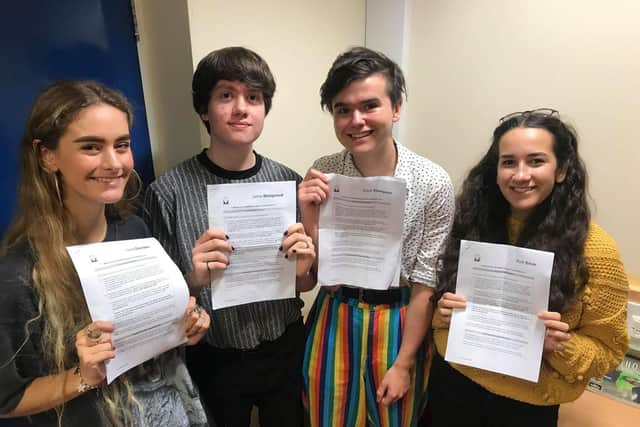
[429,109,629,427]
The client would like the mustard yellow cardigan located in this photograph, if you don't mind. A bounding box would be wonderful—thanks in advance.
[432,222,629,405]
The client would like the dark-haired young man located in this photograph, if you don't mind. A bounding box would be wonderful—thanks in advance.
[299,47,454,427]
[143,46,315,427]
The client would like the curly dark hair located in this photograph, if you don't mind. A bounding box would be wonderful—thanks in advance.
[435,112,590,312]
[320,46,406,112]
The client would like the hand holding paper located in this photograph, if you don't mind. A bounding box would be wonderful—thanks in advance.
[189,228,233,291]
[182,296,210,346]
[444,240,555,382]
[207,181,297,309]
[67,237,190,383]
[74,320,116,388]
[281,222,316,278]
[538,311,571,355]
[436,292,467,324]
[298,168,330,230]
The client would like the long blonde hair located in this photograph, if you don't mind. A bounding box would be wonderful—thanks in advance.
[3,80,141,425]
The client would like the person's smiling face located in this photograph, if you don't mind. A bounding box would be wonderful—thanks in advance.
[330,73,400,156]
[496,127,566,220]
[40,103,133,211]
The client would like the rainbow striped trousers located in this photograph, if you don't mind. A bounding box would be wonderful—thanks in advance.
[302,287,429,427]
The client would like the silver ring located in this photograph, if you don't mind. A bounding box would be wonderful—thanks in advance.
[193,305,203,318]
[86,327,102,341]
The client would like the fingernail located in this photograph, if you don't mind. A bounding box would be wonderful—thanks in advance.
[285,254,288,259]
[231,246,235,251]
[225,234,229,239]
[279,245,283,251]
[292,249,297,253]
[283,230,288,236]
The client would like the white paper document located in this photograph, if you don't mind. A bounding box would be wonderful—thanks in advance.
[318,174,405,290]
[67,238,189,383]
[207,181,297,309]
[445,240,554,382]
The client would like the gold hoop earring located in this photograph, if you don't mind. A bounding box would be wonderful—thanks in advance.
[123,169,143,201]
[53,173,62,205]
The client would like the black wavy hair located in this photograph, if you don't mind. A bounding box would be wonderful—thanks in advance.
[320,46,406,112]
[192,46,276,134]
[435,112,590,312]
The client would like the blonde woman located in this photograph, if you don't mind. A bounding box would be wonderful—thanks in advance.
[0,81,210,426]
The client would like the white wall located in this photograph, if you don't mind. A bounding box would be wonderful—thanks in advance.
[404,0,640,273]
[186,0,366,176]
[366,0,412,141]
[134,0,202,175]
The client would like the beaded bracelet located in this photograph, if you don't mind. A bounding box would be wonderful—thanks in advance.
[73,366,100,393]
